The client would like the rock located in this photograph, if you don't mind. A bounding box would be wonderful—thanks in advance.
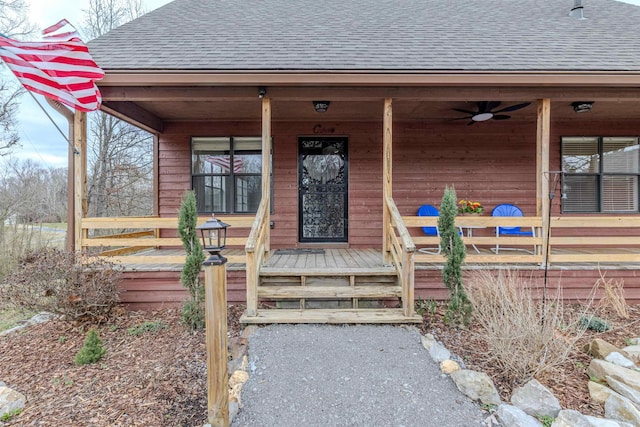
[606,376,640,407]
[496,404,542,427]
[511,378,562,417]
[584,414,634,427]
[605,352,637,369]
[420,335,451,362]
[622,345,640,358]
[588,359,640,392]
[605,393,640,425]
[589,381,617,404]
[585,339,628,359]
[551,409,591,427]
[450,369,501,405]
[241,325,258,339]
[0,385,26,418]
[440,359,461,374]
[229,370,249,388]
[229,337,249,361]
[229,400,239,424]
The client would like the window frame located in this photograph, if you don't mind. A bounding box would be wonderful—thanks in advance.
[190,136,272,215]
[561,136,640,214]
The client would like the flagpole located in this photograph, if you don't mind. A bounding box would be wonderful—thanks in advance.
[27,91,79,154]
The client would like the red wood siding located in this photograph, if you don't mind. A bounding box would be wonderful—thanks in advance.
[158,119,640,246]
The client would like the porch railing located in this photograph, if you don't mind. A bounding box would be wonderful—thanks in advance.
[402,215,544,264]
[384,197,416,317]
[81,215,254,265]
[244,199,270,316]
[548,216,640,263]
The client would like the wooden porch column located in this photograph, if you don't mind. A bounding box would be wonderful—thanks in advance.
[73,111,87,251]
[261,96,271,258]
[382,98,393,264]
[536,98,551,265]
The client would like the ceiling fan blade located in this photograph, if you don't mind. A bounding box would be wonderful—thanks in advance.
[492,115,511,120]
[466,120,476,126]
[494,102,531,113]
[448,116,474,121]
[477,101,489,113]
[485,101,501,111]
[452,108,477,115]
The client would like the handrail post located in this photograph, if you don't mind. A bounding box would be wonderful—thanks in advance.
[382,98,393,264]
[537,98,551,266]
[261,96,271,258]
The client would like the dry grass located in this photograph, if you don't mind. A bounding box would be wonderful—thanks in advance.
[591,270,629,320]
[465,268,591,384]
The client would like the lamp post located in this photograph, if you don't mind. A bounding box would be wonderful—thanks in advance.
[197,215,230,427]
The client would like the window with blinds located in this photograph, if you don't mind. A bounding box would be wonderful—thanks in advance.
[191,137,270,214]
[561,137,640,213]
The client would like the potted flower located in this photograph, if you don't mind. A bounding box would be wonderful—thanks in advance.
[458,199,484,215]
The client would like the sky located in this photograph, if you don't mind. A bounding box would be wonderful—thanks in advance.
[7,0,172,168]
[6,0,640,169]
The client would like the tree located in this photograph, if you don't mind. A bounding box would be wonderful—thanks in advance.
[178,191,206,329]
[438,185,472,326]
[0,0,35,156]
[82,0,153,218]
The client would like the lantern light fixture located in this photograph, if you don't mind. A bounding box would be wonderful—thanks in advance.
[197,215,230,265]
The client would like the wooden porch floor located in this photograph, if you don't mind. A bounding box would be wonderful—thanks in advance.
[116,247,640,272]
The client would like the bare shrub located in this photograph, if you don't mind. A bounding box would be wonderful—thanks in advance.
[465,268,589,384]
[0,223,52,282]
[0,248,121,321]
[591,270,629,320]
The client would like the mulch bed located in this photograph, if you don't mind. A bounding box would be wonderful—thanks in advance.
[0,306,244,426]
[1,303,638,425]
[420,304,640,417]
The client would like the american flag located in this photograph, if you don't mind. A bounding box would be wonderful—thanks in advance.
[205,155,244,173]
[0,19,104,112]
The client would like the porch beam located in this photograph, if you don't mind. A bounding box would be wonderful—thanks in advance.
[101,101,164,134]
[536,98,551,265]
[100,85,640,102]
[261,96,271,254]
[382,98,393,264]
[73,112,87,251]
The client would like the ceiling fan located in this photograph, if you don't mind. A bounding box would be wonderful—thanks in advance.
[452,101,531,125]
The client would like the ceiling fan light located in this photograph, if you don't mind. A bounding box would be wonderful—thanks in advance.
[572,101,594,113]
[472,112,494,122]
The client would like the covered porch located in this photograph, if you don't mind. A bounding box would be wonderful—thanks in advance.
[71,84,640,321]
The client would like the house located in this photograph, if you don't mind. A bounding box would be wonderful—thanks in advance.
[79,0,640,322]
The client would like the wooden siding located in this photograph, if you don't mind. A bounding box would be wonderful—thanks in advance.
[159,119,640,248]
[118,267,640,309]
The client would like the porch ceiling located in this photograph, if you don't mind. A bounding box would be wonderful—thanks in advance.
[115,99,640,123]
[98,85,640,131]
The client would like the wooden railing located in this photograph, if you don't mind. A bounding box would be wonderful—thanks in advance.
[402,215,544,264]
[244,199,270,316]
[548,216,640,264]
[384,197,416,317]
[81,215,254,265]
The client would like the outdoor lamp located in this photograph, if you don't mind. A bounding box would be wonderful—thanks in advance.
[197,215,230,264]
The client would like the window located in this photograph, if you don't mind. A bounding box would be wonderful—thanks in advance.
[561,137,640,213]
[191,137,268,214]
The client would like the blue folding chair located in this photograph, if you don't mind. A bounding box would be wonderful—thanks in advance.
[491,204,536,254]
[417,205,462,254]
[417,204,441,254]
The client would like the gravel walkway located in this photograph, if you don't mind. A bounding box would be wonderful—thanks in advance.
[232,324,488,427]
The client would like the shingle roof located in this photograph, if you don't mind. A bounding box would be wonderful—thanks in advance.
[88,0,640,72]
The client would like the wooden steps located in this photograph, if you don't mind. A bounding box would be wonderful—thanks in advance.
[240,308,422,324]
[257,285,402,299]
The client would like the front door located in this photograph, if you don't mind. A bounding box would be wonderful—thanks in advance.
[298,137,348,243]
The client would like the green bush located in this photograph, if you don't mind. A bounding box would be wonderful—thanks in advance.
[74,329,106,365]
[579,315,611,332]
[438,185,471,326]
[177,191,206,330]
